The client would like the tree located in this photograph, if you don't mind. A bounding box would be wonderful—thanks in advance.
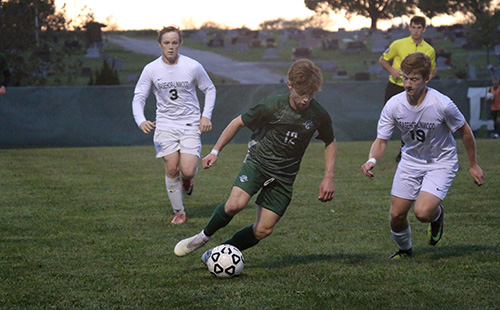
[259,14,333,30]
[466,9,500,65]
[0,0,89,86]
[417,0,449,24]
[89,60,120,86]
[418,0,494,23]
[449,0,494,20]
[304,0,416,32]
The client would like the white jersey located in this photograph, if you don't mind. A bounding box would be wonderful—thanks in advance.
[378,88,466,168]
[132,54,216,130]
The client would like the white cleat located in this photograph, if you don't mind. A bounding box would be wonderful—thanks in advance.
[174,231,210,257]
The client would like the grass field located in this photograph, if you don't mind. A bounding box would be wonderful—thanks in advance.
[1,140,499,309]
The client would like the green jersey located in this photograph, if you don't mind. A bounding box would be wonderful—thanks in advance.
[241,93,334,183]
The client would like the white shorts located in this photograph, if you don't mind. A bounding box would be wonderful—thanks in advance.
[153,127,201,159]
[391,160,457,201]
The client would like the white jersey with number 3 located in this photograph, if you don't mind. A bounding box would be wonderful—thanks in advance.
[377,88,465,168]
[132,54,216,130]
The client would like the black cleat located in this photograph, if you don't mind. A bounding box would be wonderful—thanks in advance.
[182,179,194,197]
[428,204,444,246]
[389,248,413,259]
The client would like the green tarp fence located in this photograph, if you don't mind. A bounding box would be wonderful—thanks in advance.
[0,80,490,148]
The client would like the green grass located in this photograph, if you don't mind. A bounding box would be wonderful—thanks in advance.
[1,140,499,309]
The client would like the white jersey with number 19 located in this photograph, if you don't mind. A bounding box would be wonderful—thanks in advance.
[377,88,465,168]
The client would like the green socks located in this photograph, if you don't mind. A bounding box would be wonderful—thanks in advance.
[224,224,260,251]
[204,203,233,236]
[204,203,260,251]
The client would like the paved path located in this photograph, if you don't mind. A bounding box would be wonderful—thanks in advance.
[106,35,287,84]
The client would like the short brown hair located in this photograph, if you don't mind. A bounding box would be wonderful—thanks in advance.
[157,25,183,43]
[410,16,426,28]
[401,52,431,80]
[287,59,323,95]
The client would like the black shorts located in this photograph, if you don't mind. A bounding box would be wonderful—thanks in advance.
[491,110,500,120]
[384,82,405,104]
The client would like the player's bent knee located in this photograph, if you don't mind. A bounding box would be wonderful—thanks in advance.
[414,210,433,223]
[224,202,246,216]
[390,211,407,223]
[254,227,273,240]
[166,167,180,177]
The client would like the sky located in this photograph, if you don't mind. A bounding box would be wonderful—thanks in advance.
[55,0,402,31]
[54,0,464,31]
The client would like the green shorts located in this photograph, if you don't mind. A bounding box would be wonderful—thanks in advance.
[233,160,293,217]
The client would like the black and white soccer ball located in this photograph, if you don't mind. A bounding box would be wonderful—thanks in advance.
[206,244,244,279]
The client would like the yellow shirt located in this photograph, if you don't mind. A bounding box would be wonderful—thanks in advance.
[382,36,436,86]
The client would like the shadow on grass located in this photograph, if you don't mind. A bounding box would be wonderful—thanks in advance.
[184,203,220,219]
[417,244,500,258]
[251,253,375,269]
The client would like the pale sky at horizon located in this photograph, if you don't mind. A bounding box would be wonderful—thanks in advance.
[55,0,459,31]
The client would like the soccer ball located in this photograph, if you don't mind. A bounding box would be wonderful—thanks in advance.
[206,244,244,279]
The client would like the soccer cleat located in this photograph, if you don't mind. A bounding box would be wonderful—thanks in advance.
[428,204,444,246]
[389,248,413,259]
[182,179,194,197]
[171,211,186,224]
[200,248,213,267]
[174,231,210,257]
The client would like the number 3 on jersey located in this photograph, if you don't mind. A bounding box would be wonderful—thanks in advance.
[170,89,178,100]
[410,129,425,142]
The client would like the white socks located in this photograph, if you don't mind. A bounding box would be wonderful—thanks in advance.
[199,230,210,242]
[432,206,442,223]
[166,176,184,214]
[391,226,412,251]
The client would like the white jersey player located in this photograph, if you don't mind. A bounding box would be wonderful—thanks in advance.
[361,52,483,259]
[132,26,216,224]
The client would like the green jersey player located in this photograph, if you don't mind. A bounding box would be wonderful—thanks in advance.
[174,59,337,260]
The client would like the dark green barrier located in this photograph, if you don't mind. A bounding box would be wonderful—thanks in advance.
[0,80,488,148]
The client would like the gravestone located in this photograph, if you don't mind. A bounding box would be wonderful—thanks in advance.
[292,47,312,60]
[85,46,101,58]
[322,38,338,50]
[354,71,370,81]
[263,48,278,59]
[208,38,224,47]
[436,56,451,70]
[333,69,349,79]
[469,65,477,79]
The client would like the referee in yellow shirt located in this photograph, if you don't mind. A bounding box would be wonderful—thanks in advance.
[379,16,437,104]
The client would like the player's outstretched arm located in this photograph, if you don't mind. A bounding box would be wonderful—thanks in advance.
[318,141,337,202]
[361,138,388,179]
[457,123,484,186]
[202,116,246,169]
